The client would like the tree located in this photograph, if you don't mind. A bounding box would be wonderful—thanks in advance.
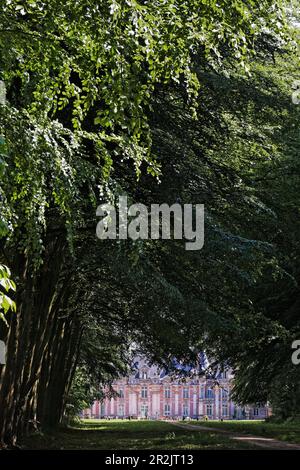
[0,0,291,447]
[66,32,300,423]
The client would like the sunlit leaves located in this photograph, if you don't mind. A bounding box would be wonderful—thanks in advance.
[0,0,287,176]
[0,264,16,324]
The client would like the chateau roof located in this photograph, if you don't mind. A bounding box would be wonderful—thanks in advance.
[128,352,222,382]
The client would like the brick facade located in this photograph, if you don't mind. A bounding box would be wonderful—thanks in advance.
[84,355,269,420]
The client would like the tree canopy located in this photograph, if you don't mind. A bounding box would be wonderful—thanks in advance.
[0,0,299,447]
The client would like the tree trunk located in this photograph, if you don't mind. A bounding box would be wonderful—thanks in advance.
[0,231,67,446]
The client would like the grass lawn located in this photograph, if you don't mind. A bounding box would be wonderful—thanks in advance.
[184,420,300,444]
[21,419,258,450]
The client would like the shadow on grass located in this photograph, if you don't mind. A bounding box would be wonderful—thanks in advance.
[184,420,300,445]
[21,420,257,450]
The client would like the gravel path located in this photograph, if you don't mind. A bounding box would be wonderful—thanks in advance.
[168,421,300,450]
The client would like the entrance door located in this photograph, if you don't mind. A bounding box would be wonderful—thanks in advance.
[141,404,148,418]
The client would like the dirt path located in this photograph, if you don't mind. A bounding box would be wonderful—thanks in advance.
[168,421,300,450]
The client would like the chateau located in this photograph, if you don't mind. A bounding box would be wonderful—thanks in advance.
[85,355,270,420]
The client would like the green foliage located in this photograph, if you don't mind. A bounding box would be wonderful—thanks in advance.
[1,0,286,267]
[0,105,16,324]
[67,39,300,417]
[66,367,103,418]
[0,0,298,441]
[0,0,287,177]
[0,106,99,263]
[0,264,16,324]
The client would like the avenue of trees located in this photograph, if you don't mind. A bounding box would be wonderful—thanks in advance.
[0,0,300,447]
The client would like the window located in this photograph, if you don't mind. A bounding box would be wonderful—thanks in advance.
[253,408,259,416]
[141,370,147,380]
[141,386,148,399]
[118,404,124,417]
[206,388,214,399]
[206,404,213,417]
[141,404,148,418]
[220,371,227,379]
[221,388,228,399]
[183,387,189,399]
[200,385,205,399]
[222,405,228,417]
[119,389,124,398]
[183,404,189,417]
[101,403,105,416]
[164,403,171,416]
[164,387,171,399]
